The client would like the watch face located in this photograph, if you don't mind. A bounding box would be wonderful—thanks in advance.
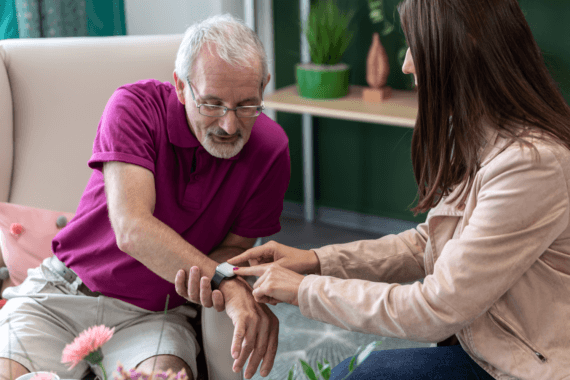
[217,262,236,277]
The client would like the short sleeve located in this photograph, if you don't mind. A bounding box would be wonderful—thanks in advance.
[88,87,158,174]
[231,145,291,238]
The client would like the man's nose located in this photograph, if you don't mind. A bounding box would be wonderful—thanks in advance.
[219,109,239,135]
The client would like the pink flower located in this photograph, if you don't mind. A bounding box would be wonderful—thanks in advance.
[10,223,24,237]
[61,325,114,369]
[113,363,189,380]
[29,373,57,380]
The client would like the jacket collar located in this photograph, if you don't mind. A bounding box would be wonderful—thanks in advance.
[479,127,505,167]
[432,125,520,216]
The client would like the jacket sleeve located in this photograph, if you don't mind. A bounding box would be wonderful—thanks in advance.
[299,143,569,342]
[313,222,428,283]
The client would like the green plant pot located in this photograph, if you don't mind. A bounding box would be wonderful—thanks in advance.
[296,63,350,99]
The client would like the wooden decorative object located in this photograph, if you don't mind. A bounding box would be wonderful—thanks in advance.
[363,32,392,102]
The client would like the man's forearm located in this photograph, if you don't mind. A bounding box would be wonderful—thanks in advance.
[116,214,219,283]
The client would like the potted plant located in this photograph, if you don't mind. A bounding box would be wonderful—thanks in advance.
[296,0,355,99]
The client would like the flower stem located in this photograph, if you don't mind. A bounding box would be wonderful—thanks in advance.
[98,362,107,380]
[151,294,170,378]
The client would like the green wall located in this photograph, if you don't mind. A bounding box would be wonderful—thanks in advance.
[0,1,19,39]
[0,0,125,40]
[273,0,570,223]
[86,0,126,36]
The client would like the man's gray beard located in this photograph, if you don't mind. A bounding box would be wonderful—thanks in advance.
[202,130,245,159]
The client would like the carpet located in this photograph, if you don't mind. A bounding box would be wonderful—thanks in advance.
[252,303,432,380]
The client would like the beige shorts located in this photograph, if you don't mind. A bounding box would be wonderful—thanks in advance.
[0,257,200,379]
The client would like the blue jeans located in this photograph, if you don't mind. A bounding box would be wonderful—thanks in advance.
[329,345,495,380]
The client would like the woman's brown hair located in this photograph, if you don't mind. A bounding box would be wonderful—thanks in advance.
[398,0,570,215]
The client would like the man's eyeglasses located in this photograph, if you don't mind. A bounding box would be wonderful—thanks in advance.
[187,79,264,118]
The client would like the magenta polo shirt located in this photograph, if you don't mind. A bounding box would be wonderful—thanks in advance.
[52,79,290,311]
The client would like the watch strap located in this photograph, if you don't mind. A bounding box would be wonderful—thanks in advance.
[211,270,226,291]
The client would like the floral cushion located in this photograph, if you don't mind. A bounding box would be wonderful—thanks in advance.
[0,202,74,291]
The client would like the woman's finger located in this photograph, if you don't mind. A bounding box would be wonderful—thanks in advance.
[227,244,274,266]
[232,265,269,277]
[248,258,259,267]
[227,249,257,266]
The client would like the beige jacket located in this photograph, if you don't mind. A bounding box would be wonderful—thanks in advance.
[299,128,570,380]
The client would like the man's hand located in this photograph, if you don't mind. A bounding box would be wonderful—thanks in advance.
[221,277,279,379]
[176,271,279,378]
[227,241,321,275]
[175,267,225,311]
[174,233,256,311]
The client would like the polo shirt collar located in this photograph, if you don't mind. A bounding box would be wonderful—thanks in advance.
[166,89,241,161]
[167,90,200,148]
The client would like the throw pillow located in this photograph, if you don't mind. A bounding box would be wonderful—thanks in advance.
[0,202,75,291]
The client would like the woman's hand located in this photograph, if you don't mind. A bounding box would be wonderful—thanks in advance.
[227,241,321,275]
[233,263,305,306]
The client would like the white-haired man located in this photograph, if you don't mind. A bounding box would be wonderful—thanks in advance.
[0,14,290,380]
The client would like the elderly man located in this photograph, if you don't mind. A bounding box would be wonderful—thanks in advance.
[0,14,289,380]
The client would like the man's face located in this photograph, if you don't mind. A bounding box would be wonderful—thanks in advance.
[175,47,267,159]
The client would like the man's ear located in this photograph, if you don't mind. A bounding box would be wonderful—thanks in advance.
[173,71,186,104]
[262,73,271,94]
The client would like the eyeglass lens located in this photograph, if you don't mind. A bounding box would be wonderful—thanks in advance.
[199,105,261,118]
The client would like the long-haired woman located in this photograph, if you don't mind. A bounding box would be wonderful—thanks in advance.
[179,0,570,378]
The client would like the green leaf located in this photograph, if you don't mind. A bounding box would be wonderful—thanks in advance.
[287,366,295,380]
[348,356,357,372]
[300,359,319,380]
[318,359,332,380]
[380,21,394,36]
[397,45,408,66]
[302,0,354,64]
[323,359,332,378]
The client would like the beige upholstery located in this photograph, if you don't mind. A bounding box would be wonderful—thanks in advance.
[0,35,241,380]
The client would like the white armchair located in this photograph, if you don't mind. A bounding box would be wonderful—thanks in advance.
[0,35,241,380]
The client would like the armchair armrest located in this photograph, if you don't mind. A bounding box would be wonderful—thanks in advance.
[201,307,243,380]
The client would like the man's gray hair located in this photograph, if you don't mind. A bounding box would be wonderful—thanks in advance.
[175,14,268,85]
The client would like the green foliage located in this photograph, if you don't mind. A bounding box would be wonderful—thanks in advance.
[303,0,355,65]
[367,0,395,36]
[300,359,319,380]
[271,341,382,380]
[318,359,332,379]
[287,367,295,380]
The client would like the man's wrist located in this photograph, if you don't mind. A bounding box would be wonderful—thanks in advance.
[210,261,237,290]
[218,276,247,296]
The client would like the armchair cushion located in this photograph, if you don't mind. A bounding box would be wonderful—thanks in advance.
[0,202,74,289]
